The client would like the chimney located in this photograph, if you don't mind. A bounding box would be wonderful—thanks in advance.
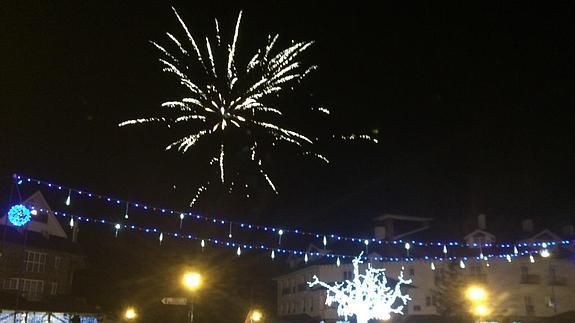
[374,226,387,240]
[72,224,79,242]
[562,224,574,237]
[522,219,534,233]
[384,218,395,239]
[477,214,486,230]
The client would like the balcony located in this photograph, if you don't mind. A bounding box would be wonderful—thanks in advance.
[520,274,541,284]
[548,276,568,286]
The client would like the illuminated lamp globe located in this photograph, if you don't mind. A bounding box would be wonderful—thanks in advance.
[466,286,487,302]
[251,309,263,322]
[124,307,137,320]
[182,272,202,291]
[473,304,490,316]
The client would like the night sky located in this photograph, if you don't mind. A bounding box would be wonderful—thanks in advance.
[1,0,575,321]
[0,0,575,322]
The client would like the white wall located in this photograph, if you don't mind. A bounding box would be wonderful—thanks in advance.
[277,255,575,321]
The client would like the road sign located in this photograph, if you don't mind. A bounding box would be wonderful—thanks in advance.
[161,297,188,305]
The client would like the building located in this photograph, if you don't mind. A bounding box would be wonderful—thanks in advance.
[275,214,575,323]
[0,191,101,322]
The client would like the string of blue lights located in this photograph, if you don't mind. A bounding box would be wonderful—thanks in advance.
[13,174,574,251]
[25,205,557,265]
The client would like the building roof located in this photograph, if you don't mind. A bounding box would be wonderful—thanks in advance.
[1,191,82,255]
[0,225,83,255]
[373,214,434,222]
[275,212,575,277]
[1,191,68,238]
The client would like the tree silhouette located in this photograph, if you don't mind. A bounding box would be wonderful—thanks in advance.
[432,262,473,323]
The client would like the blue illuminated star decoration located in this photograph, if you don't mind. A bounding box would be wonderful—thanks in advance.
[7,204,32,226]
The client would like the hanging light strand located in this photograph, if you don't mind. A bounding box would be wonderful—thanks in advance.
[15,175,574,250]
[29,207,550,263]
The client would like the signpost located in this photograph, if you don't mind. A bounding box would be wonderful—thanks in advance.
[161,297,188,306]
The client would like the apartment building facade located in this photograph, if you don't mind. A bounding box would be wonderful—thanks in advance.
[276,215,575,322]
[0,191,99,322]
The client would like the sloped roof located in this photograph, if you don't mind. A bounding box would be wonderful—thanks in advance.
[1,191,68,238]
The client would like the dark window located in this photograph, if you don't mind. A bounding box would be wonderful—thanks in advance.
[413,305,421,312]
[54,256,62,269]
[525,296,535,315]
[521,266,529,275]
[343,271,353,280]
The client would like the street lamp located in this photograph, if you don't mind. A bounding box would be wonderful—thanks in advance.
[251,309,263,322]
[473,304,490,317]
[182,272,202,290]
[465,286,487,302]
[465,285,490,323]
[244,309,263,323]
[182,272,202,323]
[124,307,137,320]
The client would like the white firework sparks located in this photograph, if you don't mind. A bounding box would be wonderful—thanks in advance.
[120,7,377,199]
[120,7,318,192]
[189,184,207,207]
[337,134,379,144]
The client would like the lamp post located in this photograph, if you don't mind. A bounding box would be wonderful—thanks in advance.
[182,272,202,323]
[465,285,489,323]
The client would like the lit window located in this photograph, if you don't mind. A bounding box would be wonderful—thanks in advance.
[24,251,47,273]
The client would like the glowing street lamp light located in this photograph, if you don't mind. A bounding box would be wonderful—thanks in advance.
[124,307,137,320]
[473,304,490,316]
[250,309,263,322]
[465,286,487,302]
[465,285,490,322]
[182,272,202,291]
[244,309,263,323]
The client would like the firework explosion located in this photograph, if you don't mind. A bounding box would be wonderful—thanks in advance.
[120,7,376,201]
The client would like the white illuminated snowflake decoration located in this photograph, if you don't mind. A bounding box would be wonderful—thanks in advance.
[308,255,412,323]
